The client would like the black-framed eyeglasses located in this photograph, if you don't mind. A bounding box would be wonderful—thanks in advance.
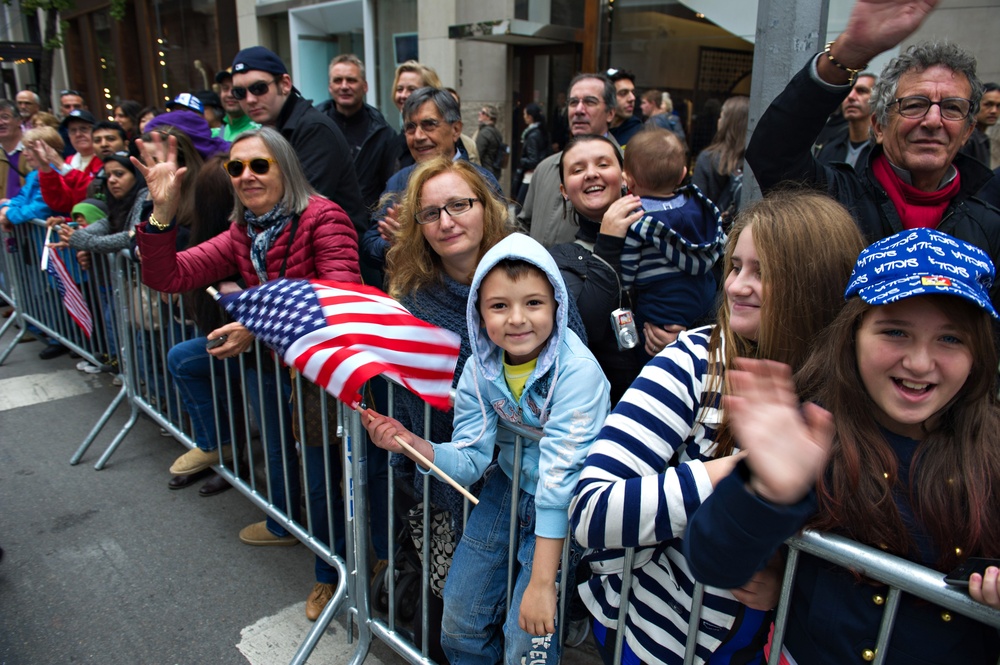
[414,198,478,225]
[223,157,277,177]
[231,79,278,100]
[893,96,972,121]
[404,118,442,135]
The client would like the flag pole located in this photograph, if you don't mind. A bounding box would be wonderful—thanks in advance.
[355,405,478,506]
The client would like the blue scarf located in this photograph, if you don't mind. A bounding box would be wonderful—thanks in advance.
[245,203,293,285]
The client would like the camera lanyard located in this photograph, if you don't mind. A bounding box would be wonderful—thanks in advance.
[573,239,632,312]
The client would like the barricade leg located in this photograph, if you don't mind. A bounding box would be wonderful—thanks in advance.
[70,251,139,466]
[0,312,27,364]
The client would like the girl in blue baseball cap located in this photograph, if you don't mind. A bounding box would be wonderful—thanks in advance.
[684,227,1000,664]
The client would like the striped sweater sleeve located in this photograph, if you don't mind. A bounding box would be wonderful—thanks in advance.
[571,327,719,549]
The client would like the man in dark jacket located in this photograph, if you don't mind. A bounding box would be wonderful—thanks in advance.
[746,0,1000,306]
[960,81,999,166]
[815,72,876,168]
[361,87,501,276]
[230,46,367,236]
[607,68,643,147]
[316,54,397,212]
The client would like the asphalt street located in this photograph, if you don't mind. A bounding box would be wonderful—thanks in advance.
[0,331,604,665]
[0,333,392,665]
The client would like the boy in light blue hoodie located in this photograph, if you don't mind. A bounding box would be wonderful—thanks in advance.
[364,233,610,664]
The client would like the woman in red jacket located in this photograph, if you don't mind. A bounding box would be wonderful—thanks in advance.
[136,126,360,620]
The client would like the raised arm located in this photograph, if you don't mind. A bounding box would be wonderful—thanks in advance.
[683,358,833,588]
[746,0,940,193]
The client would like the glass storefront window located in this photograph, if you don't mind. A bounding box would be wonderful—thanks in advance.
[605,0,752,137]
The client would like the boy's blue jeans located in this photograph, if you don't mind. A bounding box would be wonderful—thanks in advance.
[441,467,571,665]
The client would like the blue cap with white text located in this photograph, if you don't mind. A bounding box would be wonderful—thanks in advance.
[844,228,997,319]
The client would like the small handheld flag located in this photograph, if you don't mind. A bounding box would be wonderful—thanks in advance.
[42,241,92,338]
[214,278,461,411]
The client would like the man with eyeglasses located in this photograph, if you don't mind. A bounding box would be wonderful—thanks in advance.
[746,0,1000,306]
[606,68,643,147]
[316,54,397,213]
[0,100,25,201]
[361,87,501,279]
[517,73,620,248]
[229,46,366,237]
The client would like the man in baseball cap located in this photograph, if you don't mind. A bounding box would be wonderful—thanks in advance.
[166,93,204,115]
[228,45,366,236]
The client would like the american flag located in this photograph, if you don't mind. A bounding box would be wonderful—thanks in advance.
[217,279,461,410]
[45,249,92,338]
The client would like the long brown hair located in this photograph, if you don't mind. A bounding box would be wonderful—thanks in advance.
[705,95,749,176]
[800,295,1000,570]
[386,157,515,297]
[706,190,866,458]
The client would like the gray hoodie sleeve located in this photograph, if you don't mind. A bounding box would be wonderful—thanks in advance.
[67,218,132,254]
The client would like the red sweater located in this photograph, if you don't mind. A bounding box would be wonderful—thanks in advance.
[138,195,360,292]
[39,155,104,213]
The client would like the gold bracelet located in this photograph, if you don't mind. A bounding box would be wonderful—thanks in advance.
[148,213,170,230]
[824,41,867,85]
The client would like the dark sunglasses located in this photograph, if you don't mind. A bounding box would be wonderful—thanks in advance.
[230,79,277,100]
[60,89,81,97]
[223,158,276,177]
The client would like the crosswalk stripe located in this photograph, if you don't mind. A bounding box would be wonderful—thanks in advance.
[0,369,101,412]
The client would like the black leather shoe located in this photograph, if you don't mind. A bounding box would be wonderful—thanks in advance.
[199,473,232,497]
[167,470,208,490]
[38,345,68,360]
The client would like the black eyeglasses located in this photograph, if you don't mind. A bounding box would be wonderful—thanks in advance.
[415,198,478,225]
[223,158,277,177]
[893,96,972,121]
[60,89,81,97]
[231,79,278,100]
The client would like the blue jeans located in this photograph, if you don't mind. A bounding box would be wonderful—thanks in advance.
[441,467,568,665]
[304,442,346,584]
[242,366,298,539]
[167,336,234,452]
[366,376,390,560]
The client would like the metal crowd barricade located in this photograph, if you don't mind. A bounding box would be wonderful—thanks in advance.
[12,227,998,664]
[0,225,19,342]
[337,384,1000,665]
[77,249,360,663]
[609,523,1000,665]
[346,381,577,665]
[0,219,119,376]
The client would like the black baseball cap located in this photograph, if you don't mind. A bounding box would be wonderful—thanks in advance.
[60,109,97,129]
[231,46,288,77]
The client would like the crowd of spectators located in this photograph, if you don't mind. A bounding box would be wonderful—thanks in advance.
[3,0,1000,660]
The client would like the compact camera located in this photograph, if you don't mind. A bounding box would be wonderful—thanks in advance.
[610,308,639,350]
